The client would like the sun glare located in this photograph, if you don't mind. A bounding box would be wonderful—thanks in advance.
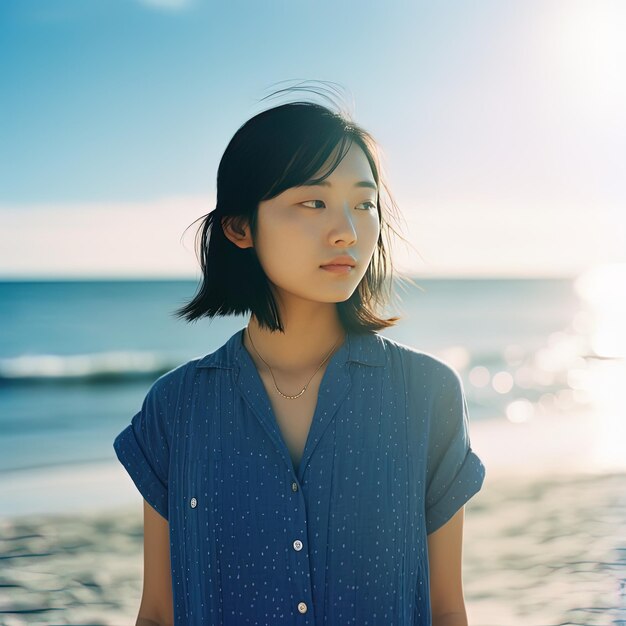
[572,262,626,472]
[547,1,626,113]
[574,263,626,359]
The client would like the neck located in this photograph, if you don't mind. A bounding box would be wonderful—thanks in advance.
[243,314,346,375]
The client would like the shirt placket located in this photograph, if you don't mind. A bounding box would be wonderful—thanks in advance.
[234,350,352,623]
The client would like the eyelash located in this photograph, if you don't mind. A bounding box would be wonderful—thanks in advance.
[300,200,376,211]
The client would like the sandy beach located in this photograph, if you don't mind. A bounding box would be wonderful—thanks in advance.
[1,410,625,625]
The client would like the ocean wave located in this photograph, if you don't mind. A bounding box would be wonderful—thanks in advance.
[0,351,176,384]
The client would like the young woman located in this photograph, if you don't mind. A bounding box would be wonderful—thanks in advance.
[113,90,486,626]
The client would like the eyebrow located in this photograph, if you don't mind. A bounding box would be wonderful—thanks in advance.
[300,180,378,191]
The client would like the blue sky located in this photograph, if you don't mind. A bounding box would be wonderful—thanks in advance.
[1,0,624,278]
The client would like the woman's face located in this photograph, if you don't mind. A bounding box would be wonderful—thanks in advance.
[254,142,381,306]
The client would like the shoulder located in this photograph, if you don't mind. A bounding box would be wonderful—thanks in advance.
[144,358,199,404]
[376,334,461,388]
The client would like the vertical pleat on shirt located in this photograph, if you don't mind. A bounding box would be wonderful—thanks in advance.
[322,345,415,624]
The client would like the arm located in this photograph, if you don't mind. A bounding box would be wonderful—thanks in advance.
[427,506,468,626]
[136,498,175,626]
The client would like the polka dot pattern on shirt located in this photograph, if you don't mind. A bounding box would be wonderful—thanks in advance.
[113,326,486,625]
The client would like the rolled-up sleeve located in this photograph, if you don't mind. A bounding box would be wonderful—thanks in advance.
[113,377,171,520]
[425,365,486,535]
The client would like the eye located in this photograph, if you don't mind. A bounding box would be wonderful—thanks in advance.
[300,200,376,210]
[300,199,325,209]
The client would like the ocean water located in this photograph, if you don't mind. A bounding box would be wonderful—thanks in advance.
[0,278,588,475]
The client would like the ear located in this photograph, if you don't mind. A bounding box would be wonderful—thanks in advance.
[221,215,254,250]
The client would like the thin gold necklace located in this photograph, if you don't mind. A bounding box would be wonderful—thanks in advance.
[246,325,343,400]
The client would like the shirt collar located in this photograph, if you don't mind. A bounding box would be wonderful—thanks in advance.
[195,326,386,370]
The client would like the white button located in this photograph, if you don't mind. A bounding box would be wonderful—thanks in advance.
[291,481,298,492]
[293,539,303,551]
[190,497,197,508]
[297,601,307,614]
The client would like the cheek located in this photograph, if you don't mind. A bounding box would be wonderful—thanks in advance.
[364,213,381,246]
[254,215,315,273]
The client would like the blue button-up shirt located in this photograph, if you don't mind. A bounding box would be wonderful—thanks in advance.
[113,326,486,625]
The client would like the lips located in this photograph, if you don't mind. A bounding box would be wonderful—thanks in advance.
[320,256,356,267]
[320,264,354,274]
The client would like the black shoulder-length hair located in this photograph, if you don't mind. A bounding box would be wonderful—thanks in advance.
[173,84,420,335]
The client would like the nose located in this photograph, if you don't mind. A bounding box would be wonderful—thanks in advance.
[330,210,358,245]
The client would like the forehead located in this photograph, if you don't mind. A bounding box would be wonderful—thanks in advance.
[301,143,377,190]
